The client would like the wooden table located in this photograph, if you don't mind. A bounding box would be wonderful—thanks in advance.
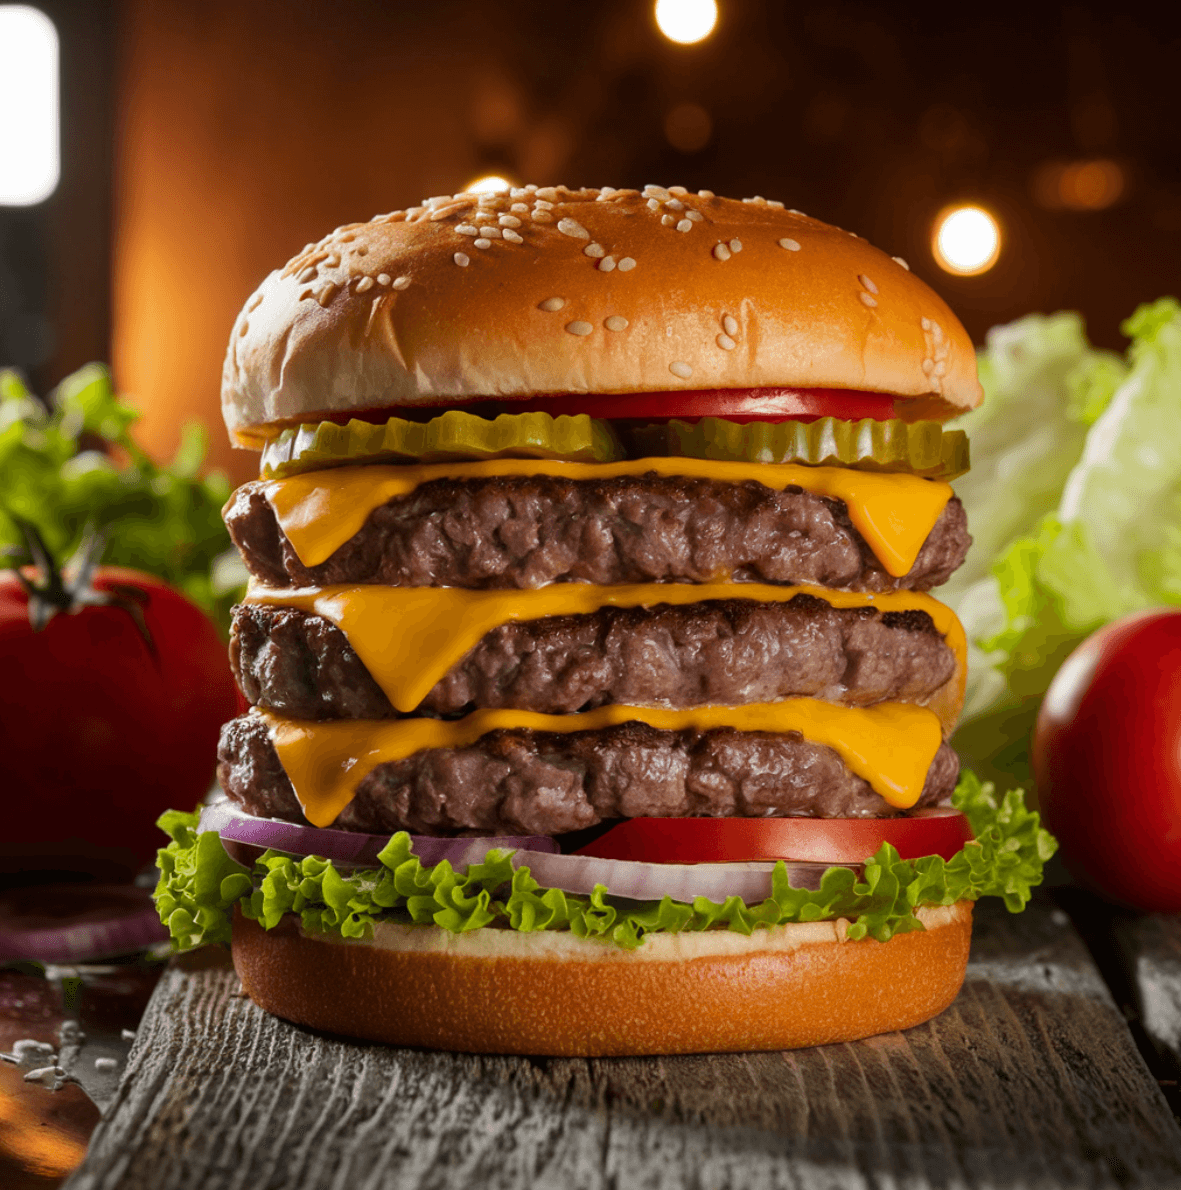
[63,889,1181,1189]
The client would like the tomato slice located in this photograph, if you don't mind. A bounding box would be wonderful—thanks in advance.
[575,810,973,866]
[313,388,899,428]
[506,388,900,423]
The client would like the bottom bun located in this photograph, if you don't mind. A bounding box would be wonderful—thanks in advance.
[232,902,972,1056]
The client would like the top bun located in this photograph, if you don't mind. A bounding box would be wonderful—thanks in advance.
[222,185,983,447]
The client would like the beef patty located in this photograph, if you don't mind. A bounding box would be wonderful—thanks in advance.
[219,713,960,836]
[227,474,969,593]
[231,594,957,720]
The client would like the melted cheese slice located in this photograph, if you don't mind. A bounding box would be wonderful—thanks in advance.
[261,699,945,828]
[264,459,953,578]
[245,581,967,716]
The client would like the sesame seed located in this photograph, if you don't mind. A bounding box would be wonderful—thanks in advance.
[698,189,715,198]
[502,229,523,243]
[499,214,522,228]
[355,277,374,293]
[297,267,317,284]
[566,320,594,336]
[525,184,539,192]
[456,225,478,236]
[558,218,590,239]
[536,186,560,201]
[480,226,502,238]
[599,256,617,271]
[922,359,935,374]
[600,186,617,196]
[687,210,703,222]
[352,245,368,255]
[299,288,314,301]
[723,315,738,336]
[238,320,249,336]
[454,252,470,267]
[921,317,932,331]
[662,214,675,227]
[425,195,450,205]
[669,360,693,379]
[531,210,554,223]
[767,200,785,209]
[510,188,529,199]
[669,185,688,195]
[474,238,492,249]
[605,315,629,331]
[539,297,566,312]
[317,283,337,306]
[585,242,606,258]
[717,334,736,350]
[676,219,692,232]
[647,198,661,211]
[247,292,264,311]
[534,199,554,210]
[666,198,685,211]
[893,256,910,271]
[511,202,529,212]
[778,238,801,251]
[643,184,671,199]
[618,257,636,271]
[729,239,743,253]
[393,276,410,290]
[934,360,947,376]
[860,292,878,308]
[324,254,340,267]
[788,208,805,216]
[713,243,732,261]
[376,274,391,285]
[859,274,879,294]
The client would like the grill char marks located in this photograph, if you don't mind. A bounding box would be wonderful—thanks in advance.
[230,594,957,720]
[218,713,961,836]
[225,475,970,594]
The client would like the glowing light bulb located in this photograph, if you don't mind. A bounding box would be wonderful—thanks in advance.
[932,205,1001,276]
[0,5,59,206]
[464,175,513,195]
[655,0,718,45]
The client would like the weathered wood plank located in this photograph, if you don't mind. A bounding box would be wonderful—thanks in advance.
[66,894,1181,1190]
[1097,901,1181,1074]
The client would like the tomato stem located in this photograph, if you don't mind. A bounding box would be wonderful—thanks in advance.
[5,514,156,654]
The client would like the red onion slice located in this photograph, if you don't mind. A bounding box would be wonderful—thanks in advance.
[0,885,167,963]
[197,800,558,869]
[509,850,855,902]
[197,803,855,903]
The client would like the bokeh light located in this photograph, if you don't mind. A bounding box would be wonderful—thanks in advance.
[663,102,712,153]
[932,205,1001,276]
[0,5,59,206]
[464,174,513,195]
[654,0,718,46]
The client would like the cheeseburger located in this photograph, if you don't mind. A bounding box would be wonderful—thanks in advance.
[155,184,1054,1056]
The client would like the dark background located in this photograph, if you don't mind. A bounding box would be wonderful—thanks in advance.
[3,1,1179,481]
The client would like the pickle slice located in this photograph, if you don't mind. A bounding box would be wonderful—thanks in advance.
[260,410,625,478]
[628,417,969,479]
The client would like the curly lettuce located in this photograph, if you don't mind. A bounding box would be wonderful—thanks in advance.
[154,773,1055,953]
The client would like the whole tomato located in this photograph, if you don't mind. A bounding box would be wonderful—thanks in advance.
[1033,609,1181,912]
[1,552,239,874]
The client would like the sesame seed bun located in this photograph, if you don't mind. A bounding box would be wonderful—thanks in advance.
[222,185,982,447]
[230,901,973,1056]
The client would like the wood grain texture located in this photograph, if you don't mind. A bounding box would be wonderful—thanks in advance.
[66,894,1181,1190]
[1109,909,1181,1068]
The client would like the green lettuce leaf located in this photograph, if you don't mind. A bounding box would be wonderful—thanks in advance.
[154,772,1056,953]
[947,300,1181,787]
[0,364,245,635]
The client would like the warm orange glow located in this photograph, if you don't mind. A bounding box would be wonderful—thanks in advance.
[654,0,718,44]
[931,205,1001,276]
[463,174,513,195]
[1033,159,1125,211]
